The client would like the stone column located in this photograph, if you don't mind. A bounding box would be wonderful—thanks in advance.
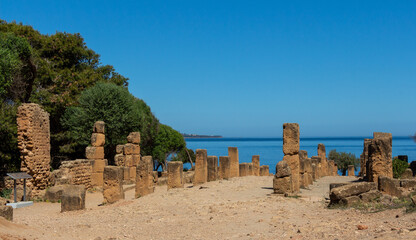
[167,161,184,189]
[17,103,51,195]
[219,156,230,180]
[136,156,154,198]
[103,166,124,204]
[318,144,327,176]
[87,121,106,187]
[194,149,208,185]
[239,163,250,177]
[311,156,322,179]
[252,155,260,176]
[228,147,239,178]
[367,132,393,183]
[207,156,218,182]
[359,139,371,177]
[347,165,355,176]
[260,165,269,176]
[299,150,308,188]
[282,123,300,192]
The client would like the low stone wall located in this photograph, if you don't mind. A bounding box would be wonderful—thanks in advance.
[56,159,93,189]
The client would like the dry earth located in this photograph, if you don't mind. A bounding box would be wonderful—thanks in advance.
[1,176,416,240]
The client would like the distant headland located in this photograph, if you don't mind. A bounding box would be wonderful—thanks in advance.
[182,133,222,138]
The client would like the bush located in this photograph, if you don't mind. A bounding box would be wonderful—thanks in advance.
[393,158,409,178]
[328,150,359,176]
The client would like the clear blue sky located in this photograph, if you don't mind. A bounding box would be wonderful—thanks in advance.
[1,1,415,137]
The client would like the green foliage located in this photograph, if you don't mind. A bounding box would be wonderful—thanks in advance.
[171,148,196,165]
[61,82,158,162]
[0,188,12,199]
[328,149,359,175]
[152,124,186,170]
[393,158,409,178]
[0,103,19,172]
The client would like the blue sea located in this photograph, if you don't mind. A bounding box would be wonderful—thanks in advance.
[185,137,416,174]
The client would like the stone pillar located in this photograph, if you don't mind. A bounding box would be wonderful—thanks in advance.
[252,155,260,176]
[194,149,208,185]
[311,163,317,181]
[219,156,230,180]
[114,132,141,183]
[282,123,300,192]
[17,103,51,195]
[367,132,393,183]
[207,156,218,182]
[273,161,292,194]
[347,165,355,176]
[260,165,269,176]
[328,160,336,176]
[239,163,250,177]
[248,163,254,175]
[167,161,184,189]
[136,156,154,198]
[87,121,106,187]
[103,166,124,204]
[318,144,327,176]
[359,139,371,177]
[228,147,239,178]
[311,156,322,179]
[299,150,309,188]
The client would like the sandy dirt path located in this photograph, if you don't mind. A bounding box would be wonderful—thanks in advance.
[1,176,416,240]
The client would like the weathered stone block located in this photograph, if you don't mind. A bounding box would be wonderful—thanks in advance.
[91,133,105,147]
[116,145,124,154]
[359,190,382,202]
[219,156,230,179]
[91,172,103,187]
[127,132,141,144]
[259,165,269,176]
[283,123,299,155]
[136,156,154,198]
[273,176,292,194]
[239,163,250,177]
[0,206,13,221]
[247,162,253,175]
[367,132,393,183]
[228,147,239,178]
[283,154,300,192]
[45,185,69,202]
[114,154,125,166]
[318,144,328,176]
[330,182,377,203]
[92,159,106,173]
[378,176,405,197]
[61,185,86,212]
[401,169,413,179]
[329,183,348,191]
[252,155,260,176]
[129,167,136,181]
[124,143,140,155]
[299,150,308,161]
[194,149,208,185]
[340,196,360,206]
[167,161,184,189]
[86,146,104,159]
[275,161,291,178]
[103,166,124,204]
[347,165,355,176]
[93,121,105,133]
[400,179,416,190]
[207,156,218,182]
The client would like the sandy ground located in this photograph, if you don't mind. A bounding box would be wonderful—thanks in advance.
[1,176,416,240]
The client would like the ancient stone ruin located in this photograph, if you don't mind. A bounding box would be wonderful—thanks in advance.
[367,132,393,183]
[194,149,208,185]
[273,161,292,194]
[103,166,124,204]
[347,165,355,176]
[61,185,86,212]
[282,123,300,192]
[252,155,260,176]
[167,161,184,189]
[228,147,240,178]
[239,163,253,177]
[359,138,371,177]
[207,156,218,182]
[259,165,269,176]
[17,103,51,195]
[86,121,106,187]
[219,156,231,179]
[114,132,141,183]
[318,143,328,176]
[136,156,154,198]
[299,151,312,188]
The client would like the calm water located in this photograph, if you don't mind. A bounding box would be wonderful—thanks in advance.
[185,137,416,174]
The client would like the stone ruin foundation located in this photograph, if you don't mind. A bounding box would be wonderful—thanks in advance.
[219,156,230,180]
[86,121,106,187]
[228,147,240,178]
[136,156,154,198]
[282,123,300,192]
[54,159,93,188]
[103,166,124,204]
[17,103,51,195]
[239,163,253,177]
[167,161,184,189]
[252,155,260,176]
[194,149,208,185]
[273,161,292,194]
[114,132,141,183]
[207,156,218,182]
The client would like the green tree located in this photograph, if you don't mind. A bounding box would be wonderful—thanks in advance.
[0,103,19,173]
[61,82,158,165]
[393,158,409,179]
[328,149,359,176]
[172,148,196,168]
[152,124,186,171]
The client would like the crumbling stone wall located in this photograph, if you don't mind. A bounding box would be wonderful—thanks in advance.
[17,103,51,194]
[57,159,93,189]
[282,123,300,192]
[114,132,141,183]
[367,132,393,183]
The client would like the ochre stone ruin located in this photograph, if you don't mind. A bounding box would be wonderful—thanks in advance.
[228,147,240,178]
[282,123,300,192]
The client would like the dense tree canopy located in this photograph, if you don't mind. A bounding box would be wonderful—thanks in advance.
[328,150,359,176]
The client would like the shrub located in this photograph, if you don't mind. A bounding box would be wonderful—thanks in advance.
[393,158,409,178]
[328,150,359,176]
